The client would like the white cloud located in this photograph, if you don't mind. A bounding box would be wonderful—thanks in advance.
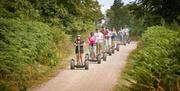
[123,0,135,4]
[101,5,111,14]
[97,0,113,14]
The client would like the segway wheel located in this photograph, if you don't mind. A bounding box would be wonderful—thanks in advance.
[124,43,126,46]
[84,60,89,70]
[103,53,107,61]
[116,45,120,51]
[112,48,115,54]
[109,49,112,56]
[97,54,101,64]
[85,53,89,61]
[70,59,75,69]
[127,40,130,44]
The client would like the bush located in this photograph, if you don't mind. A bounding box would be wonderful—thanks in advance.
[0,18,72,91]
[125,26,180,91]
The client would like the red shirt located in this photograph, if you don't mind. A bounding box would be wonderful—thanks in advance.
[101,29,109,39]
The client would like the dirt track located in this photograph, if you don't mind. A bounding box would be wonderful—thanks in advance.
[31,42,137,91]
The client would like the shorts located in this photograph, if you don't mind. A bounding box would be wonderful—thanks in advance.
[112,41,116,46]
[89,45,96,54]
[75,46,84,54]
[96,42,103,49]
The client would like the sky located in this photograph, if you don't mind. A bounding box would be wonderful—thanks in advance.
[97,0,135,14]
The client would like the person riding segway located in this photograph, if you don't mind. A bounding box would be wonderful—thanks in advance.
[112,27,120,52]
[118,27,126,46]
[85,32,101,64]
[111,27,117,53]
[70,35,89,70]
[94,29,107,61]
[101,27,112,56]
[107,28,113,55]
[124,25,131,44]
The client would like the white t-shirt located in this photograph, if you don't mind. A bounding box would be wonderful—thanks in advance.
[119,30,125,36]
[94,32,104,43]
[107,30,112,38]
[123,28,129,35]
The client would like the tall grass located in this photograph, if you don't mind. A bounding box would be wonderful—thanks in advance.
[0,18,73,91]
[114,26,180,91]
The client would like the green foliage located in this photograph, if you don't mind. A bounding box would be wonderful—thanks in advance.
[0,0,102,33]
[0,0,102,90]
[64,17,96,35]
[106,0,127,29]
[125,26,180,91]
[0,18,72,91]
[106,1,144,37]
[165,21,180,32]
[129,16,144,37]
[130,0,180,26]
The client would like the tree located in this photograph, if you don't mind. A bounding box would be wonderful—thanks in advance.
[112,0,124,8]
[106,0,130,29]
[131,0,180,25]
[106,0,145,37]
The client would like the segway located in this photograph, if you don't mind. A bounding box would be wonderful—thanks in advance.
[123,40,126,46]
[111,41,116,54]
[127,38,131,44]
[70,44,89,70]
[111,35,117,54]
[116,43,120,51]
[102,51,107,61]
[97,43,107,61]
[121,35,126,46]
[110,42,115,54]
[85,53,101,64]
[117,40,121,46]
[111,46,115,54]
[70,59,89,70]
[97,49,107,61]
[106,39,112,56]
[107,48,112,56]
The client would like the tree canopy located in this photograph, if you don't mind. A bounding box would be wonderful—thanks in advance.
[130,0,180,26]
[0,0,103,34]
[106,0,144,37]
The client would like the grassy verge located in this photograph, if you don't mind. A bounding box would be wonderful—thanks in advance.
[113,41,141,91]
[0,18,74,91]
[113,26,180,91]
[28,51,73,90]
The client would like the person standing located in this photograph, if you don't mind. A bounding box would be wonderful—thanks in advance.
[119,27,125,44]
[123,25,130,43]
[107,28,112,49]
[94,29,104,54]
[111,27,117,48]
[88,32,96,60]
[74,35,85,65]
[101,27,109,50]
